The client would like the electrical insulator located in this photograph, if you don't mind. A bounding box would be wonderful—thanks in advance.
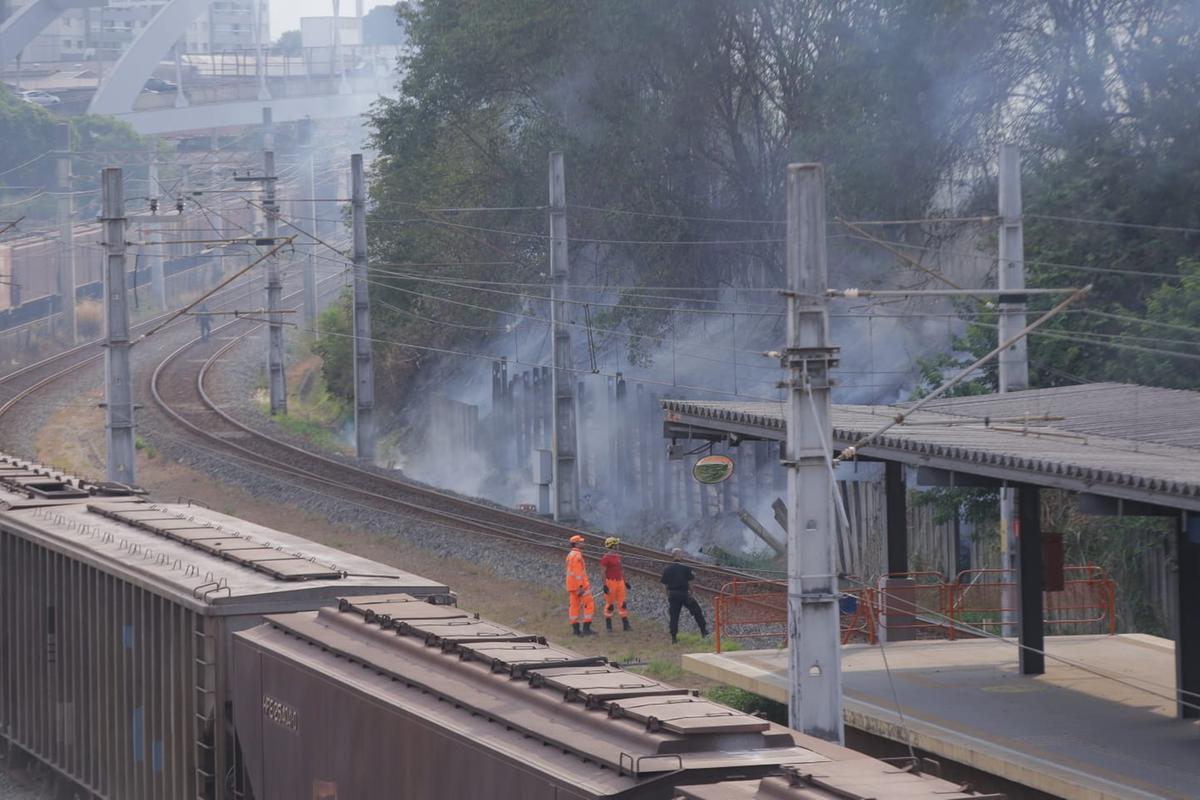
[149,198,158,214]
[176,197,184,214]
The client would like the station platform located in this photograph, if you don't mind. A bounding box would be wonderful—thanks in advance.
[683,635,1199,800]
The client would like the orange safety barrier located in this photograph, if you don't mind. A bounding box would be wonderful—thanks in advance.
[712,579,878,652]
[950,565,1117,636]
[713,565,1116,653]
[875,571,956,640]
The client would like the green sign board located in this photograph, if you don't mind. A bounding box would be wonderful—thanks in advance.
[693,455,735,484]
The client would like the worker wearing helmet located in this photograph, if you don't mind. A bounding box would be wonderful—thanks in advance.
[600,537,632,632]
[566,534,596,636]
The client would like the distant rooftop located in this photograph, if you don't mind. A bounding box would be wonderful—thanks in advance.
[662,383,1200,512]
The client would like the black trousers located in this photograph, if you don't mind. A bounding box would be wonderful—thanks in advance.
[668,593,707,637]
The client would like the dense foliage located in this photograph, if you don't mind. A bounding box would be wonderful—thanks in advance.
[0,86,145,222]
[355,0,1200,407]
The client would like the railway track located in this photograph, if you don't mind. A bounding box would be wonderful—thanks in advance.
[149,287,755,594]
[0,268,264,420]
[0,256,756,595]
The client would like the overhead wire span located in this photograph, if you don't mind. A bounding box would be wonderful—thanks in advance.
[1025,213,1200,236]
[836,233,1185,280]
[354,273,783,372]
[308,326,780,401]
[835,285,1093,462]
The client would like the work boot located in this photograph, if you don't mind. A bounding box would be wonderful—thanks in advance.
[581,621,597,636]
[605,618,613,632]
[572,623,581,636]
[622,618,632,632]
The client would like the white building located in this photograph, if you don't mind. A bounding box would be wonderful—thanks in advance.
[2,1,269,65]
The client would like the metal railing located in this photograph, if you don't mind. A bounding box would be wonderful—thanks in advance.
[711,564,1117,653]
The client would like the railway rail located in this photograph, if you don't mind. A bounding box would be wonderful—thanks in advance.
[149,285,755,593]
[0,254,757,597]
[0,266,266,420]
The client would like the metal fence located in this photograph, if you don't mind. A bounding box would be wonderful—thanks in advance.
[712,564,1117,652]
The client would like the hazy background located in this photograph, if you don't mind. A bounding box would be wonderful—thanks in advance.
[271,0,397,38]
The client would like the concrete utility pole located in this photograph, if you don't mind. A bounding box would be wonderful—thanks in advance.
[350,154,375,462]
[253,0,269,101]
[783,163,842,743]
[54,123,76,343]
[998,144,1028,636]
[146,144,167,310]
[300,118,318,335]
[264,144,286,415]
[548,152,580,522]
[101,168,136,485]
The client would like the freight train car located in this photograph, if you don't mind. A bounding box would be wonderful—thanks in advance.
[0,452,449,800]
[232,594,1004,800]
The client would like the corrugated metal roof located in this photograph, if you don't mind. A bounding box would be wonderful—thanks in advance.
[662,385,1200,511]
[922,383,1200,449]
[1,500,446,608]
[239,593,827,787]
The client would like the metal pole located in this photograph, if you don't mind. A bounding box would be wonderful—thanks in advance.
[264,113,286,415]
[172,41,188,108]
[54,123,76,343]
[147,144,166,310]
[351,153,375,461]
[784,163,842,742]
[548,151,580,522]
[254,0,269,100]
[102,168,135,485]
[300,118,318,335]
[998,144,1027,636]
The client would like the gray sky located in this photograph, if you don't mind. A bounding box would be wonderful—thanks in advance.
[270,1,397,38]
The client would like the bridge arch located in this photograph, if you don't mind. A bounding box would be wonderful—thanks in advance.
[88,0,218,116]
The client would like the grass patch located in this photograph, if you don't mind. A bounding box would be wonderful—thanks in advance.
[705,685,787,725]
[637,659,685,682]
[134,435,157,460]
[270,414,347,453]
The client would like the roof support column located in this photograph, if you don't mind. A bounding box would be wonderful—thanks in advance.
[885,461,908,575]
[1017,485,1044,675]
[1177,512,1200,718]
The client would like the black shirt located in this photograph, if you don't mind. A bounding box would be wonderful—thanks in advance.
[660,562,695,595]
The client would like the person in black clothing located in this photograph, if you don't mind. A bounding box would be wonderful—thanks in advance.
[197,302,211,341]
[660,548,708,643]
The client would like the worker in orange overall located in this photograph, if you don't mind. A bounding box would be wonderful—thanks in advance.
[566,534,597,636]
[600,537,632,632]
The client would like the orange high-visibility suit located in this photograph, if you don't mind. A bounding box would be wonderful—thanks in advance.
[565,548,594,624]
[600,551,629,619]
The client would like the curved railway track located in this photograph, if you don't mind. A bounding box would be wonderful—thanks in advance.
[1,261,756,595]
[150,293,754,593]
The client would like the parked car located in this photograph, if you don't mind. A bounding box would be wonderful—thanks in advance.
[18,90,61,106]
[143,77,178,93]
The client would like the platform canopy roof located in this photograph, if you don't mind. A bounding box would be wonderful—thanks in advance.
[662,383,1200,513]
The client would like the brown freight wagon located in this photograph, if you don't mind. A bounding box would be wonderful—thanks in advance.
[233,594,998,800]
[0,453,449,800]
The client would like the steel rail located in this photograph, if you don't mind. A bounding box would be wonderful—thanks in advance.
[151,293,755,594]
[0,268,265,421]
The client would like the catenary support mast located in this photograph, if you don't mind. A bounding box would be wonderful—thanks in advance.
[264,109,287,415]
[55,122,76,343]
[548,151,580,522]
[784,163,842,742]
[101,168,135,485]
[998,144,1028,640]
[351,153,375,462]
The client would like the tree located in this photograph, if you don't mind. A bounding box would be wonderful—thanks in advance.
[362,4,408,46]
[353,0,1024,401]
[276,29,303,55]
